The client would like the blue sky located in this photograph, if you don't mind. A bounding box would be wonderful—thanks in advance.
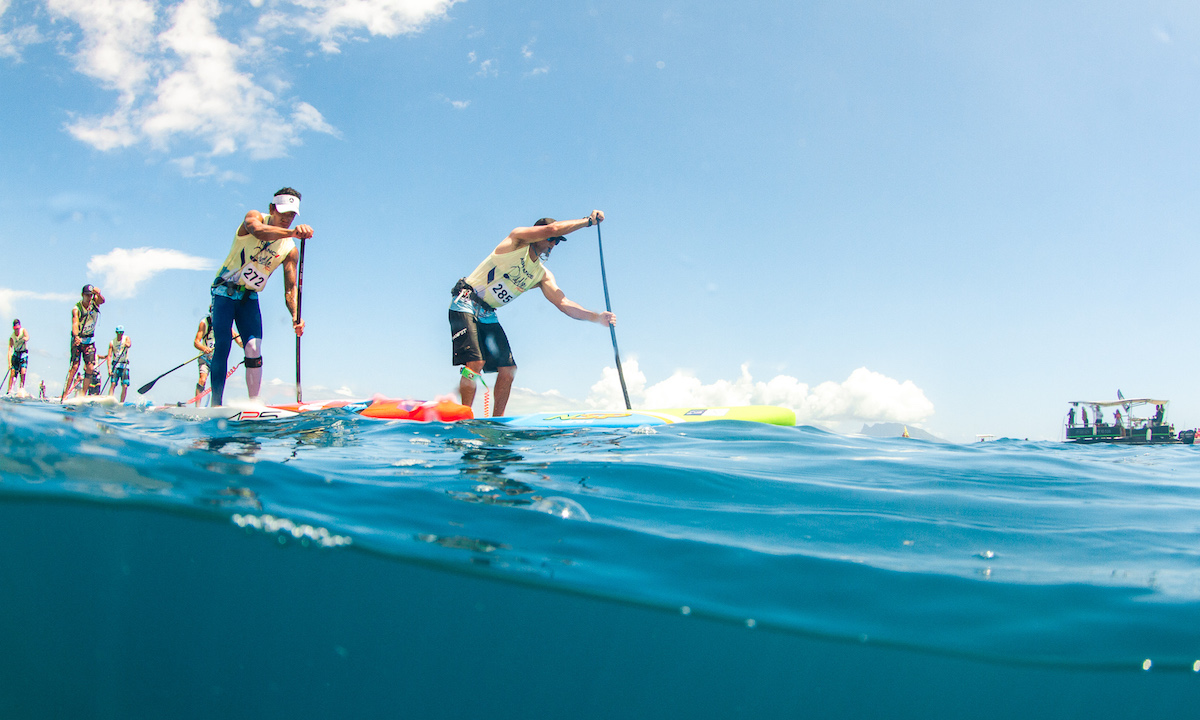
[2,0,1199,441]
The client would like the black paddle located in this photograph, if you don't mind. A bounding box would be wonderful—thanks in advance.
[596,220,632,410]
[137,353,204,395]
[294,237,307,403]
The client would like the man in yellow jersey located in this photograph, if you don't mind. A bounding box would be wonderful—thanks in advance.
[450,210,615,416]
[62,284,105,400]
[209,187,311,406]
[8,319,29,394]
[100,325,133,402]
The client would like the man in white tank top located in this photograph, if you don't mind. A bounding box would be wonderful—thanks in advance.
[450,210,616,416]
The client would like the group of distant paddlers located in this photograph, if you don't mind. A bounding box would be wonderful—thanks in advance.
[5,285,135,402]
[5,284,236,406]
[8,186,617,414]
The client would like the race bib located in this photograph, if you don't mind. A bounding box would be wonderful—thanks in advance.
[239,261,271,292]
[486,281,517,306]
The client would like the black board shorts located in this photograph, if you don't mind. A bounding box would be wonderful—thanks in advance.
[450,310,515,373]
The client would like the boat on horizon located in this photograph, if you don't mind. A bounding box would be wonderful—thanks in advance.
[1064,397,1195,445]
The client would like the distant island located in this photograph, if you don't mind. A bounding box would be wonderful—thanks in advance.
[858,423,948,443]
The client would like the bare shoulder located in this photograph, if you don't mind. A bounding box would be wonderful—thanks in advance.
[241,209,267,236]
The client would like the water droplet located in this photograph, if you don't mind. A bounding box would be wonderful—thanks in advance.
[1142,659,1152,671]
[680,606,691,616]
[529,496,591,521]
[1193,660,1199,672]
[745,619,756,628]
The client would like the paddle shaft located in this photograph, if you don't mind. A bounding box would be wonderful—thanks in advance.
[295,237,306,403]
[596,223,632,410]
[137,353,204,395]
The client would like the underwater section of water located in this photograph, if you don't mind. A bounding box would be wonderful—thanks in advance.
[2,400,1199,717]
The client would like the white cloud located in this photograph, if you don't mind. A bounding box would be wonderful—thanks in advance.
[268,0,461,54]
[445,97,469,109]
[171,155,247,182]
[46,0,157,92]
[0,0,41,58]
[47,0,157,149]
[521,38,534,59]
[34,0,450,167]
[0,288,75,316]
[87,247,216,298]
[475,57,496,77]
[526,66,548,77]
[585,361,934,428]
[143,0,340,159]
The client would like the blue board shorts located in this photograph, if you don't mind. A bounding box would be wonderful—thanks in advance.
[111,365,131,386]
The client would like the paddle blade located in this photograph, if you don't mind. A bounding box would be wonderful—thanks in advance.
[137,379,156,395]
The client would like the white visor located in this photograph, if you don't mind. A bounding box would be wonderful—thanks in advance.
[272,193,300,215]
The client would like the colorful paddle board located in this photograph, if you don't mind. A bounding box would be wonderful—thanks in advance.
[495,406,796,428]
[155,397,472,423]
[154,396,795,428]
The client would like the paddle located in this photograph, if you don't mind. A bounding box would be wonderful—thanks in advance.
[1,367,10,394]
[295,237,306,403]
[137,353,204,395]
[596,221,632,410]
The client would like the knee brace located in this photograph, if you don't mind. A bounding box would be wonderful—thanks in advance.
[245,355,263,368]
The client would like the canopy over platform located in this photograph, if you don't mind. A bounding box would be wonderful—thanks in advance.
[1068,398,1168,408]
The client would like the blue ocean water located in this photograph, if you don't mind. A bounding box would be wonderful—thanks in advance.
[2,399,1198,718]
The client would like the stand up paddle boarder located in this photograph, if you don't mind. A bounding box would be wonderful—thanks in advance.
[100,325,133,402]
[62,284,105,400]
[208,187,310,406]
[450,211,615,417]
[8,319,29,394]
